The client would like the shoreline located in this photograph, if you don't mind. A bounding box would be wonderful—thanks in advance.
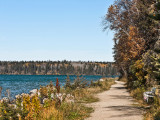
[0,77,117,120]
[0,75,118,99]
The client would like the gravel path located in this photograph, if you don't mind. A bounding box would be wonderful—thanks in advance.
[86,81,143,120]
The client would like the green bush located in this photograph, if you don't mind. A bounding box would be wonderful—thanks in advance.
[131,87,145,100]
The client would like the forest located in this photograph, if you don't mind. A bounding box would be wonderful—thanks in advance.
[104,0,160,119]
[0,61,118,76]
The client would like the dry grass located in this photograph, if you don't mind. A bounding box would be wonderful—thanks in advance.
[87,87,102,94]
[39,102,63,120]
[73,78,116,103]
[119,76,127,82]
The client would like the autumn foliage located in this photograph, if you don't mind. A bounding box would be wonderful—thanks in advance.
[104,0,160,119]
[56,78,60,93]
[104,0,159,79]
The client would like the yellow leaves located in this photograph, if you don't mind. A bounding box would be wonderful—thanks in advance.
[125,25,145,61]
[144,75,149,80]
[135,71,143,81]
[4,110,7,114]
[31,95,41,114]
[135,60,144,69]
[129,26,137,39]
[22,95,31,111]
[130,59,145,82]
[23,95,41,120]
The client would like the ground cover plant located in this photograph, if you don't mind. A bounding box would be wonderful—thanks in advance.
[0,75,116,120]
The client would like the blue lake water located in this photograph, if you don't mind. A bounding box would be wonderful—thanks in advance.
[0,75,105,99]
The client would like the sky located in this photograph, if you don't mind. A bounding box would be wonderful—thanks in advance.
[0,0,114,62]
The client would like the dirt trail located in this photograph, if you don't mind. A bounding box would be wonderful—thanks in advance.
[86,81,143,120]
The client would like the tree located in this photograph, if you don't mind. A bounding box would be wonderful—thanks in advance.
[104,0,157,79]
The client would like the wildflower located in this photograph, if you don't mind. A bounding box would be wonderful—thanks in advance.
[4,110,7,114]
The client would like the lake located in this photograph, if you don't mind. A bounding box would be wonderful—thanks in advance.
[0,75,105,99]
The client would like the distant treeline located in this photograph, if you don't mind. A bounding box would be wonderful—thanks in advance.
[0,61,118,76]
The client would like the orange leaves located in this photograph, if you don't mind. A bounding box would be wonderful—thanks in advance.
[128,25,145,59]
[129,26,136,40]
[108,5,118,14]
[108,5,114,13]
[104,0,154,74]
[113,25,145,68]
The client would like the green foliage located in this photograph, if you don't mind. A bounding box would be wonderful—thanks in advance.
[90,80,102,88]
[0,102,20,120]
[149,1,160,21]
[129,60,146,88]
[143,49,160,86]
[43,99,51,108]
[130,87,145,100]
[72,75,87,89]
[65,75,88,90]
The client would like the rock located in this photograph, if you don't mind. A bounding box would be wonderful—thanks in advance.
[30,89,38,95]
[15,94,22,99]
[29,89,40,97]
[21,93,30,97]
[100,79,104,82]
[1,97,10,103]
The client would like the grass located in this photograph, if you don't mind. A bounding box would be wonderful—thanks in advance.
[59,102,94,120]
[59,77,116,120]
[75,78,116,103]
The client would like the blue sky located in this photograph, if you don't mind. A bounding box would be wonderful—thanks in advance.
[0,0,114,62]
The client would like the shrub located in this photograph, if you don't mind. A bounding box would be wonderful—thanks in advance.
[0,101,20,120]
[25,95,41,119]
[130,87,145,100]
[39,86,48,98]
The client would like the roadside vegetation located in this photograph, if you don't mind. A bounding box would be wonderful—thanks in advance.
[0,75,116,120]
[104,0,160,119]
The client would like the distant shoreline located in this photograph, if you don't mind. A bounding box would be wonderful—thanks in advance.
[0,74,119,78]
[0,61,118,76]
